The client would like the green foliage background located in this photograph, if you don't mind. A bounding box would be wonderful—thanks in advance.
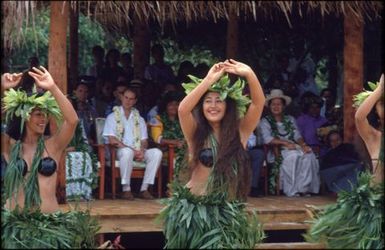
[6,7,219,77]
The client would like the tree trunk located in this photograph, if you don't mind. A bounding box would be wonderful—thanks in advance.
[133,15,150,80]
[69,1,79,93]
[48,1,69,204]
[343,10,363,144]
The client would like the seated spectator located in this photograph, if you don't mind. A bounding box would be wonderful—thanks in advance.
[102,48,125,83]
[120,52,134,82]
[69,82,97,144]
[175,60,194,89]
[320,130,364,193]
[296,94,328,156]
[150,91,186,181]
[87,45,105,79]
[144,44,175,88]
[94,78,115,117]
[194,63,210,79]
[247,126,265,197]
[102,88,163,200]
[128,79,148,116]
[147,83,178,124]
[105,82,128,116]
[260,89,320,197]
[319,88,343,129]
[294,68,319,99]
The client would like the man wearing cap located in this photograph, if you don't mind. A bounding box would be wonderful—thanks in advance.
[260,89,320,197]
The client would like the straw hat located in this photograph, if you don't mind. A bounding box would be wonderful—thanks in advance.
[265,89,291,106]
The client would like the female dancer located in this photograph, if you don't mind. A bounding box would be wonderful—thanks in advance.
[159,59,265,248]
[306,74,383,249]
[1,67,99,248]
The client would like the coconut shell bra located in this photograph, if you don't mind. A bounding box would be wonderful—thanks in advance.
[19,157,57,177]
[199,148,214,168]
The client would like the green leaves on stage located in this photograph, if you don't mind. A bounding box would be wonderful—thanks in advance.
[157,182,265,249]
[304,171,384,249]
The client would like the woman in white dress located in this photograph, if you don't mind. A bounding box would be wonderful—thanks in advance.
[260,89,320,196]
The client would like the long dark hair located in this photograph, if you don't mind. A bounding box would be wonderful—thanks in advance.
[191,92,251,200]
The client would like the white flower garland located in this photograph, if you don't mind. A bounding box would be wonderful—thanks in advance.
[113,106,124,141]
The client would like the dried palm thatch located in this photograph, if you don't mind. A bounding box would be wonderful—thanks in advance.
[1,1,383,50]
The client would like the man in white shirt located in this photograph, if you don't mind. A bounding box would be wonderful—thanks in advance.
[103,88,162,200]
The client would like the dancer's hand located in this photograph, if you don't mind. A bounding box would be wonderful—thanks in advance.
[375,74,384,93]
[1,72,22,90]
[205,62,226,83]
[28,66,56,91]
[223,59,253,78]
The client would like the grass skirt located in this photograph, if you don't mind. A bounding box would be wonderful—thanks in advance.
[1,207,100,249]
[156,183,265,249]
[305,171,384,249]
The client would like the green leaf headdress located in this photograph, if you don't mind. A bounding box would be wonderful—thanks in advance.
[353,80,380,108]
[182,74,251,117]
[2,87,63,135]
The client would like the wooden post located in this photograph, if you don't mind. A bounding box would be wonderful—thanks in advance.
[48,1,68,93]
[133,15,150,80]
[343,10,364,143]
[226,7,239,60]
[48,1,69,204]
[69,1,79,93]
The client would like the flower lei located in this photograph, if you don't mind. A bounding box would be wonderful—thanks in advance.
[113,106,141,150]
[182,74,251,118]
[265,115,295,194]
[113,106,124,141]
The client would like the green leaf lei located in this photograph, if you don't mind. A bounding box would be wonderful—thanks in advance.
[265,115,295,194]
[4,137,45,210]
[182,74,251,118]
[160,113,187,180]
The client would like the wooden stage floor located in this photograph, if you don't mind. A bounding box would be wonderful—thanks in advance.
[60,195,336,234]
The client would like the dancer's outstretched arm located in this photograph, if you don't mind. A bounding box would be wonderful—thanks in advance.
[355,74,383,144]
[223,59,265,145]
[178,62,226,145]
[28,66,78,153]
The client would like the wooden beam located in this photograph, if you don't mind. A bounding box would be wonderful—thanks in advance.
[226,7,239,60]
[48,1,69,204]
[133,15,150,80]
[343,9,363,143]
[69,1,79,93]
[48,1,69,94]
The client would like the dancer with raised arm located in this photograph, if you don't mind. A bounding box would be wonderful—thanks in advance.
[158,59,265,248]
[1,67,99,249]
[306,74,384,249]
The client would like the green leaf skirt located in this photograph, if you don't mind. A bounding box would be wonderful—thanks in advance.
[305,171,384,249]
[1,208,100,249]
[156,183,265,249]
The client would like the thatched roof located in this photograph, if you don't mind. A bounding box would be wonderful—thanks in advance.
[2,1,383,49]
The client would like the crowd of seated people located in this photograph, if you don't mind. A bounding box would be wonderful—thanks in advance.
[19,42,356,200]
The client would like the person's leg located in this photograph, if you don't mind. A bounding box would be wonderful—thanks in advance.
[248,149,264,196]
[117,147,135,191]
[141,148,162,191]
